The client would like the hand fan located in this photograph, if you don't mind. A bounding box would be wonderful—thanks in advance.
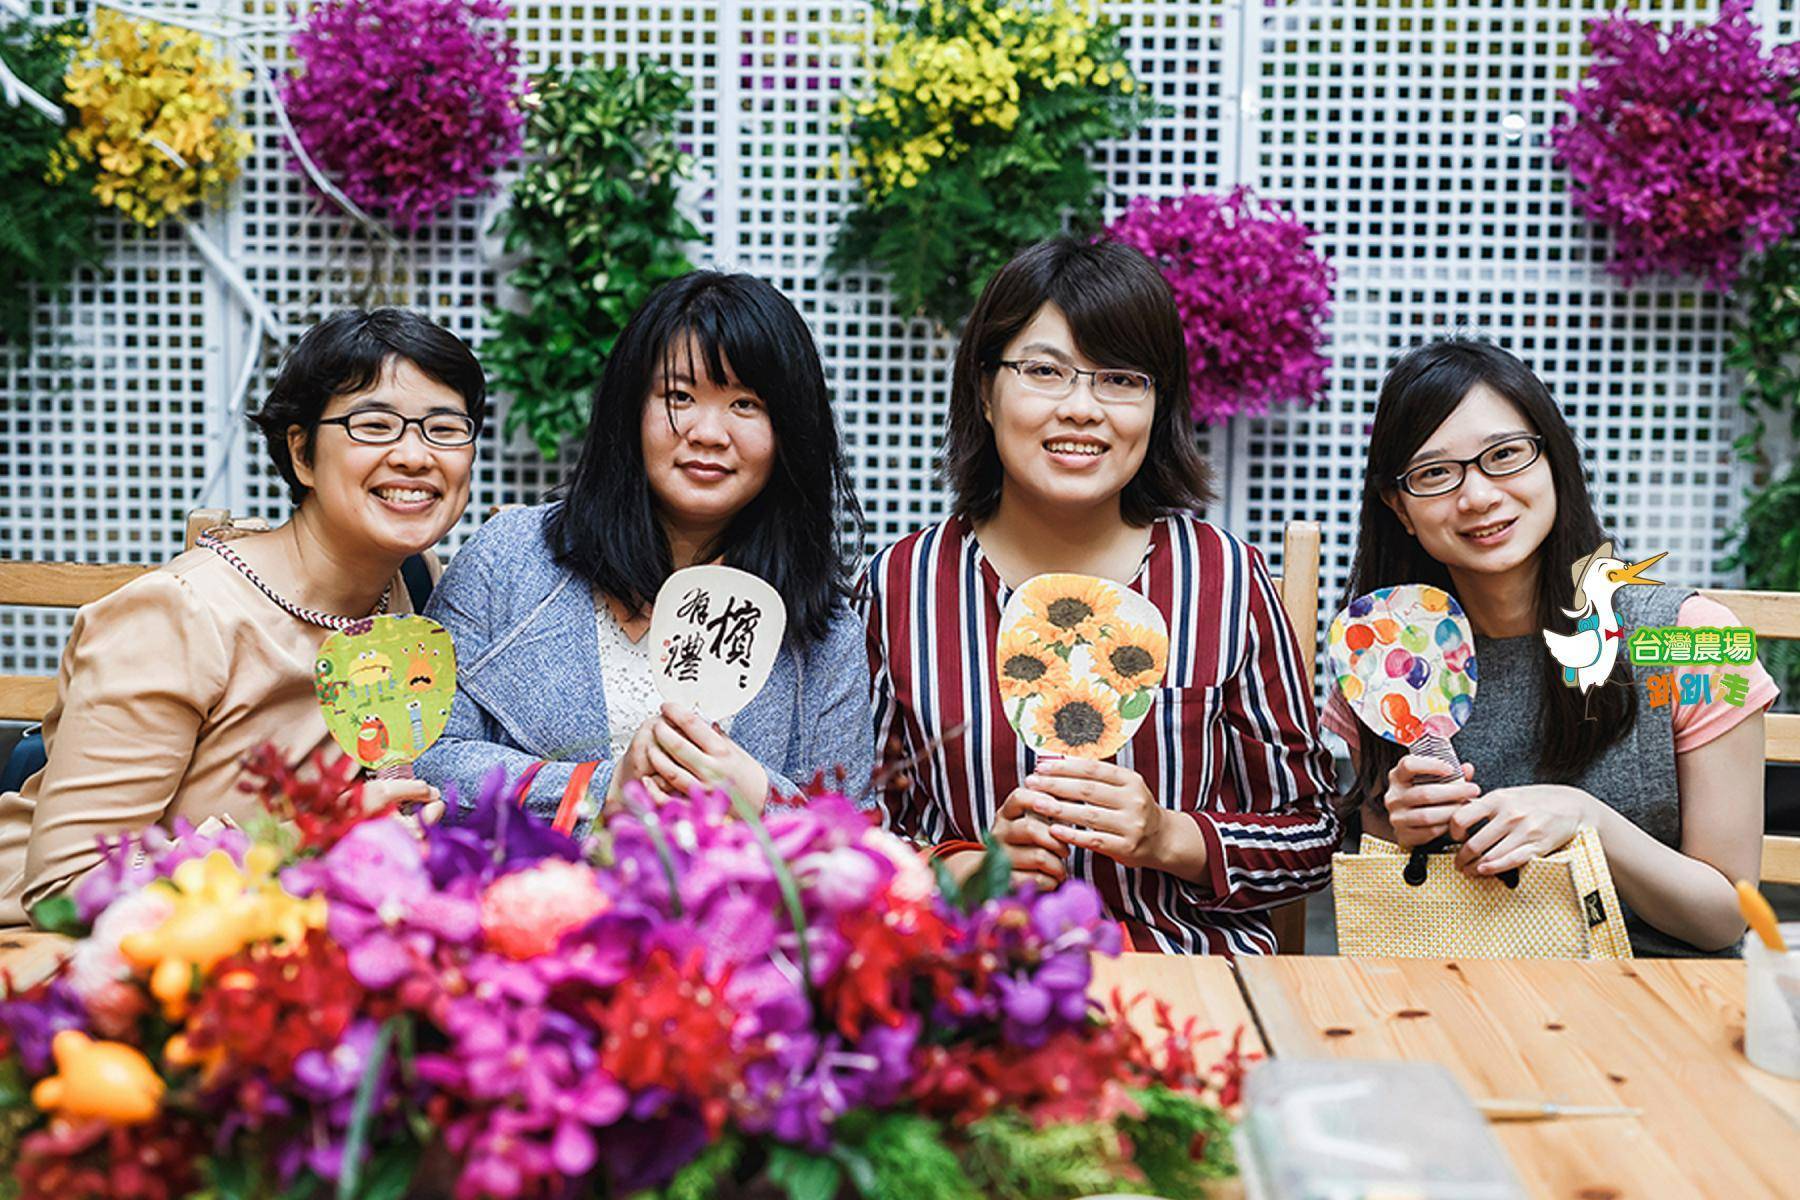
[1327,584,1512,886]
[314,614,456,775]
[1327,583,1476,759]
[648,564,786,722]
[995,573,1169,759]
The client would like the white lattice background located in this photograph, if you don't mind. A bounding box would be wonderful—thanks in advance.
[2,0,1790,680]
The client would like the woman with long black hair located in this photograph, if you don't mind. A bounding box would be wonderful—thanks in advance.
[418,271,873,829]
[1325,337,1776,955]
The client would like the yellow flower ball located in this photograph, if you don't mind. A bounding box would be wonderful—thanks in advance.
[60,9,249,228]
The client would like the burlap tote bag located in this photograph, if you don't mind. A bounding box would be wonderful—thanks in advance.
[1333,825,1631,959]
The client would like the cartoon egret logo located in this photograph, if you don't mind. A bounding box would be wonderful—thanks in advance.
[1542,540,1666,697]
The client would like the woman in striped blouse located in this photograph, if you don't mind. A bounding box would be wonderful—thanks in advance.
[862,237,1341,955]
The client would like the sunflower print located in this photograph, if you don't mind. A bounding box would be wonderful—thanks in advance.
[1016,573,1120,647]
[1092,621,1168,695]
[1030,679,1125,757]
[995,628,1072,702]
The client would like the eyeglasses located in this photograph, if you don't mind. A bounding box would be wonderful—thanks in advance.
[997,359,1154,405]
[1394,434,1544,498]
[317,410,477,448]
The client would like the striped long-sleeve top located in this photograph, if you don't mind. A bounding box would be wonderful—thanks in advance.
[862,513,1341,955]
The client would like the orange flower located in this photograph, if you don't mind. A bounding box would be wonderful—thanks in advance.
[1016,574,1119,647]
[1030,679,1124,757]
[1092,621,1168,695]
[995,628,1072,702]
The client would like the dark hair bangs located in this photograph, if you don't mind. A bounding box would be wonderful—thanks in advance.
[943,237,1214,523]
[250,308,487,504]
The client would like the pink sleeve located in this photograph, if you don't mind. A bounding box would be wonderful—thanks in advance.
[1321,685,1361,745]
[1666,595,1780,754]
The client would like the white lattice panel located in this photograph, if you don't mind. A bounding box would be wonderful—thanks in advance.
[1,0,1783,683]
[1235,0,1758,626]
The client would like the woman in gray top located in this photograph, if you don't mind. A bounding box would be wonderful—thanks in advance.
[417,272,874,832]
[1324,338,1774,956]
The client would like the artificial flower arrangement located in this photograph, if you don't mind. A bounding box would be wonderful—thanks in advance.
[0,745,1246,1199]
[282,0,526,233]
[52,7,251,229]
[831,0,1158,327]
[1102,189,1334,426]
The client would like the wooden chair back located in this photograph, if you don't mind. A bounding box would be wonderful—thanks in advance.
[1266,520,1323,953]
[0,509,268,723]
[1698,587,1800,885]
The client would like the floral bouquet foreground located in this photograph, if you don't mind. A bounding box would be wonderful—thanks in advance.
[0,749,1248,1200]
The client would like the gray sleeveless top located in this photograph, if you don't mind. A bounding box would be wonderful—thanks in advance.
[1450,584,1730,958]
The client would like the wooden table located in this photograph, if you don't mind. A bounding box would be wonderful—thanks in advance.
[1240,957,1800,1199]
[1090,950,1263,1055]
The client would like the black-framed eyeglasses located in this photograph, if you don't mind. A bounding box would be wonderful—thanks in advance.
[1394,434,1544,498]
[997,358,1154,405]
[317,410,477,448]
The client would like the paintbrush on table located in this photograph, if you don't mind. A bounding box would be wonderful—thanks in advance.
[1475,1098,1640,1122]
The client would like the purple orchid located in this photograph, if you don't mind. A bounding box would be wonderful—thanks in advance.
[419,968,630,1199]
[427,765,583,889]
[744,1016,920,1150]
[0,976,87,1073]
[1031,879,1123,956]
[289,1018,392,1181]
[1103,187,1335,425]
[1552,0,1800,288]
[282,0,525,232]
[283,817,482,992]
[73,817,252,923]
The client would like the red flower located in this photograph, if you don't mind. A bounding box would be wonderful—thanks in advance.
[1102,988,1257,1108]
[14,1116,202,1200]
[909,991,1258,1130]
[824,897,958,1039]
[239,743,383,851]
[596,947,740,1133]
[910,1025,1142,1127]
[177,931,362,1083]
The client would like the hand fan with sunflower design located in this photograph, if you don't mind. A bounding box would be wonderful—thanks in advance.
[995,574,1170,758]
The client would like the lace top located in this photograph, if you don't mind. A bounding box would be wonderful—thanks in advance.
[593,593,736,762]
[594,595,663,761]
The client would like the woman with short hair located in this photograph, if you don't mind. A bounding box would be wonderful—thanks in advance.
[863,237,1340,955]
[0,308,481,927]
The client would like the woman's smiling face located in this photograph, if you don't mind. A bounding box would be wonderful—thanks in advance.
[289,356,475,558]
[984,304,1154,515]
[1383,382,1557,579]
[640,336,777,537]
